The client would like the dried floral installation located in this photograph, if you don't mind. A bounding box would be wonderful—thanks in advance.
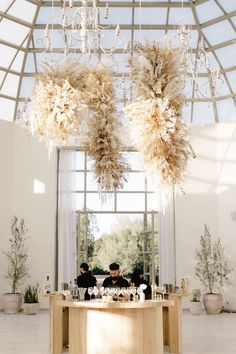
[31,61,88,147]
[31,60,129,192]
[79,65,129,192]
[124,42,195,194]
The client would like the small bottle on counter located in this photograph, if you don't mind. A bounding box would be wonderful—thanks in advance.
[43,275,51,294]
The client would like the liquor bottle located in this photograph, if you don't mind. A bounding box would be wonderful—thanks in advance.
[45,275,51,294]
[72,279,78,299]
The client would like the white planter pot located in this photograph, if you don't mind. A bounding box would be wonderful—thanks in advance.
[2,293,22,314]
[23,303,40,315]
[203,293,223,315]
[189,301,202,315]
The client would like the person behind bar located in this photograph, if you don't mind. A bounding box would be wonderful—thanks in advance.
[102,262,129,288]
[130,268,151,299]
[77,263,97,300]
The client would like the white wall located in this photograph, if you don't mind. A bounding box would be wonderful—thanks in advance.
[0,122,57,308]
[175,122,236,309]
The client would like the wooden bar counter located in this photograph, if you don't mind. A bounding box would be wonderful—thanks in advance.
[55,299,173,354]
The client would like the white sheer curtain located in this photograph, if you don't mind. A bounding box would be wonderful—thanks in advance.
[159,191,176,285]
[58,150,77,288]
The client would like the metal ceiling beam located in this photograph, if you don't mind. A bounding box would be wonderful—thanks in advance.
[28,38,236,53]
[38,1,191,8]
[16,92,236,103]
[208,38,236,52]
[214,0,236,32]
[189,0,219,122]
[34,23,198,30]
[0,38,27,52]
[201,10,236,29]
[0,11,33,29]
[0,93,17,101]
[19,65,236,78]
[0,65,21,76]
[13,3,41,121]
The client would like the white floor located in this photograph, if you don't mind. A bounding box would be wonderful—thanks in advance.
[0,310,235,354]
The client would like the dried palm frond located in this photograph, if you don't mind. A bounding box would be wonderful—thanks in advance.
[124,42,195,194]
[31,61,88,147]
[79,65,129,192]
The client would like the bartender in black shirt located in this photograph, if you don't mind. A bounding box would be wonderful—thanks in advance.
[102,262,129,288]
[77,263,97,300]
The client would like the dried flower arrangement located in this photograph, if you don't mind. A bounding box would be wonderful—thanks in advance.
[124,42,195,194]
[31,60,129,192]
[79,65,129,192]
[31,61,88,147]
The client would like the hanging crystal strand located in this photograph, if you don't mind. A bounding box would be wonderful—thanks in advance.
[69,0,73,8]
[104,2,109,20]
[115,24,120,37]
[81,3,88,54]
[45,24,51,51]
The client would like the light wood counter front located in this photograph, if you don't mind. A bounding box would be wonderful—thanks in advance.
[57,300,172,354]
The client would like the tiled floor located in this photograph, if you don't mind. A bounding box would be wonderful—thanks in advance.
[0,310,235,354]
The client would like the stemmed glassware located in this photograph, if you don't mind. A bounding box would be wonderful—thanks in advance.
[88,287,93,300]
[160,286,166,300]
[93,286,99,299]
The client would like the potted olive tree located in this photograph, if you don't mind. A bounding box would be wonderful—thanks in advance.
[195,225,232,315]
[23,285,40,315]
[189,289,202,315]
[2,216,29,314]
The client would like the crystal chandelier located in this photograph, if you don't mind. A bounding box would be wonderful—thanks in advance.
[44,0,129,68]
[176,22,223,98]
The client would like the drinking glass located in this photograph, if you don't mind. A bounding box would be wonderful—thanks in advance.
[93,286,99,299]
[88,287,93,300]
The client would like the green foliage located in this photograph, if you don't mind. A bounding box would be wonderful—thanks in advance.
[78,213,97,265]
[3,216,29,293]
[195,225,232,294]
[191,289,201,302]
[91,216,157,275]
[23,285,38,303]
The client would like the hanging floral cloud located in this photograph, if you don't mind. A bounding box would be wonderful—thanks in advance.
[78,65,130,193]
[31,61,88,148]
[31,60,129,192]
[124,42,195,195]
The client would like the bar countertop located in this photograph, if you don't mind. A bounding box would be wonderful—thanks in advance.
[57,298,174,309]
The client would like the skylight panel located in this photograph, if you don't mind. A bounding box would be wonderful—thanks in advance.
[202,21,236,46]
[196,1,223,24]
[216,99,236,122]
[192,102,215,123]
[10,51,24,71]
[0,19,30,47]
[24,53,36,72]
[8,0,37,23]
[1,73,20,97]
[226,71,236,92]
[168,8,195,25]
[99,7,132,25]
[134,7,167,25]
[0,97,16,121]
[215,44,236,68]
[19,76,34,98]
[36,7,61,24]
[0,0,13,12]
[100,29,131,49]
[216,0,236,13]
[0,44,18,67]
[0,71,6,86]
[133,30,166,44]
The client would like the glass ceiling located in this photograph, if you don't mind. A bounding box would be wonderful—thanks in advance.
[0,0,235,123]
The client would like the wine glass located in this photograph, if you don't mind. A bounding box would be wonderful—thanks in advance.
[93,286,99,299]
[88,287,93,300]
[100,286,105,297]
[160,286,166,300]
